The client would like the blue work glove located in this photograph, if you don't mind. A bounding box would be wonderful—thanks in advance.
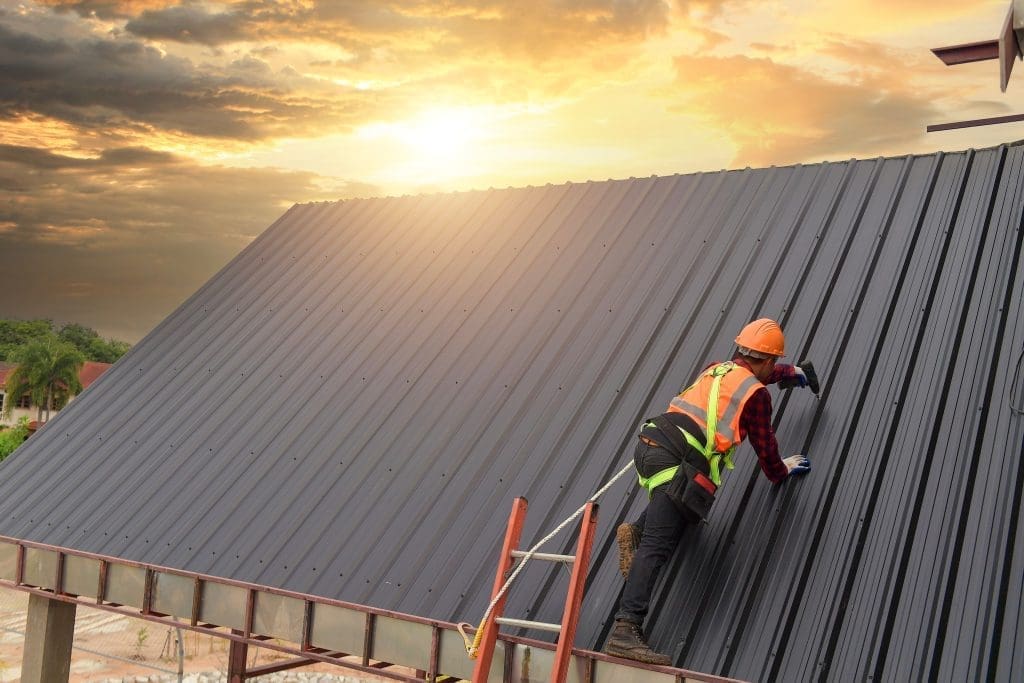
[783,454,811,476]
[780,361,820,394]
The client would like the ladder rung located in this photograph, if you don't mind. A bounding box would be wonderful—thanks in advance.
[510,550,575,563]
[495,617,563,633]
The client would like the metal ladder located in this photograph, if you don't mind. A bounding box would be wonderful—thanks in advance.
[471,496,599,683]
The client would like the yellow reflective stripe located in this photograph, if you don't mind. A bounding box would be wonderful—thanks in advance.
[708,449,737,486]
[638,465,679,494]
[648,362,748,490]
[703,364,734,485]
[680,427,704,454]
[635,431,729,490]
[718,375,761,432]
[671,397,738,450]
[705,367,725,453]
[681,428,727,487]
[673,365,756,445]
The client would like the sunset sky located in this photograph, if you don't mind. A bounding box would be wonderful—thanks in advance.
[1,0,1021,342]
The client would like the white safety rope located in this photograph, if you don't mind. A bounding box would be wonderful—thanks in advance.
[461,460,636,657]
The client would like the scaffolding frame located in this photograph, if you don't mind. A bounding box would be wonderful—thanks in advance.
[0,534,740,683]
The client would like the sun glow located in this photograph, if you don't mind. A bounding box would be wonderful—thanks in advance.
[357,106,492,180]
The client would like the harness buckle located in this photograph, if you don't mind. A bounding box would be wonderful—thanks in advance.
[711,361,735,378]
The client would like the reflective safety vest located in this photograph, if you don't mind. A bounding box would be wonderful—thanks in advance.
[638,361,764,490]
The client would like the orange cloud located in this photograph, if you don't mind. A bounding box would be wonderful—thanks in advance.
[671,53,939,166]
[671,0,994,27]
[792,0,1002,43]
[35,0,179,19]
[820,36,960,83]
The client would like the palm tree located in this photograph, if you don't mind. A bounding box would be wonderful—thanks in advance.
[2,337,84,422]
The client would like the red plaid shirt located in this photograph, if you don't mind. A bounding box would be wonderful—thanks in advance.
[703,357,796,483]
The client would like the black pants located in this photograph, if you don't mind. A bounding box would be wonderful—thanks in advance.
[615,443,698,625]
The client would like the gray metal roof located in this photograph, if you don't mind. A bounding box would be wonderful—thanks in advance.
[1,143,1022,681]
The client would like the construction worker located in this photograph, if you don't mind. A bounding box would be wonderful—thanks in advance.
[603,318,818,665]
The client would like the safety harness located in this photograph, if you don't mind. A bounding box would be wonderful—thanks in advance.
[637,362,739,492]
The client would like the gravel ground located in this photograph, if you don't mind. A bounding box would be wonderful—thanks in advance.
[96,673,371,683]
[0,588,413,683]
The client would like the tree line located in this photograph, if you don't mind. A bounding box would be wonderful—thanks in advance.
[0,319,131,364]
[1,319,133,461]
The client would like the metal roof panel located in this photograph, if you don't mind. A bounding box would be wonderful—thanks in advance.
[0,146,1021,681]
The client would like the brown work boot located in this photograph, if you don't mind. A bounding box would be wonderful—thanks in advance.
[603,619,671,666]
[616,523,641,578]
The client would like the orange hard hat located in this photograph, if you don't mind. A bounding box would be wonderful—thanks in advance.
[735,318,785,357]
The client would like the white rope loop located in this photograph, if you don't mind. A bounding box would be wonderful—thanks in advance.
[466,460,636,656]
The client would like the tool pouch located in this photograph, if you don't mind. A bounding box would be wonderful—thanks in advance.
[646,414,717,519]
[664,460,716,520]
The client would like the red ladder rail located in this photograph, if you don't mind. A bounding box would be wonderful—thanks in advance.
[472,497,599,683]
[552,501,598,683]
[471,497,528,682]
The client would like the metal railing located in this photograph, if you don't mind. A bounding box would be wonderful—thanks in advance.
[0,534,741,683]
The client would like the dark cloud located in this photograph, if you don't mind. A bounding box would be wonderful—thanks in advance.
[117,1,670,62]
[0,144,91,170]
[125,4,251,45]
[672,53,939,165]
[0,20,380,141]
[96,146,178,166]
[0,144,176,171]
[0,144,379,341]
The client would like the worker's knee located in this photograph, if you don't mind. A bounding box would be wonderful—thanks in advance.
[637,543,674,566]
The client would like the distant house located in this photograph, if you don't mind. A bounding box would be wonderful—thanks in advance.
[0,360,111,427]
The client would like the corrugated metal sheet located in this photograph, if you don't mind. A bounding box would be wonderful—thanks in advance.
[0,144,1022,681]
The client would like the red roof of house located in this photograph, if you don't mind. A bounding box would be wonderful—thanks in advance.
[0,360,111,391]
[0,362,15,388]
[79,361,111,389]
